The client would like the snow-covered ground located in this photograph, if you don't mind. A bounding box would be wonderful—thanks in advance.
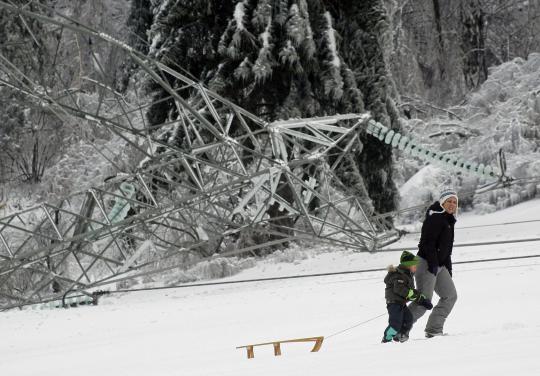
[2,199,540,375]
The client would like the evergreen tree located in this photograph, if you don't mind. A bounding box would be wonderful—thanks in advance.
[142,0,398,214]
[320,11,344,101]
[210,0,363,122]
[460,0,488,88]
[127,0,153,55]
[0,0,61,184]
[0,0,48,79]
[143,0,235,127]
[120,0,153,91]
[329,0,399,213]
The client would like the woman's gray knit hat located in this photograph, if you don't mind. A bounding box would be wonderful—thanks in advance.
[439,189,458,206]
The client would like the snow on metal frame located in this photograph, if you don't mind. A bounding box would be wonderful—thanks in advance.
[0,2,397,309]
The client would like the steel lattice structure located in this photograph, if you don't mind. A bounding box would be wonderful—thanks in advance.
[0,2,399,310]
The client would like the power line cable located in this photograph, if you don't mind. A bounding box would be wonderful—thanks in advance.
[382,237,540,252]
[404,218,540,235]
[7,252,540,312]
[109,252,540,294]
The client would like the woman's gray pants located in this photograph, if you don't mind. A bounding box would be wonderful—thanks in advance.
[408,257,458,334]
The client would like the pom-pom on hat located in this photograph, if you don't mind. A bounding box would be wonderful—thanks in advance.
[400,251,420,267]
[439,188,458,206]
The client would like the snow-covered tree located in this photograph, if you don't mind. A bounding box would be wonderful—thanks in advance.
[320,11,344,102]
[141,0,400,213]
[144,0,235,127]
[387,0,540,105]
[460,0,488,88]
[330,0,399,213]
[127,0,153,55]
[0,0,62,184]
[210,0,365,126]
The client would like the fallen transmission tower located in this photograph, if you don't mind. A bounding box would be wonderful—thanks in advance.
[0,2,398,310]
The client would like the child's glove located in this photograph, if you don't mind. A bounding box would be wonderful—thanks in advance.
[407,288,419,301]
[416,294,433,310]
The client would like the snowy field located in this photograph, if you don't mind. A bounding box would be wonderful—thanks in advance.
[2,199,540,375]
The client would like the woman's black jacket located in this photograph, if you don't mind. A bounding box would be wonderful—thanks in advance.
[417,201,456,275]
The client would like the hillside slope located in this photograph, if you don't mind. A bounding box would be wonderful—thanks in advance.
[1,199,540,375]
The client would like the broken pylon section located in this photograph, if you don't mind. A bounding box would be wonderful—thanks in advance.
[237,336,324,359]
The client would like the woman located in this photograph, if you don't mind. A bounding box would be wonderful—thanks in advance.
[408,189,458,338]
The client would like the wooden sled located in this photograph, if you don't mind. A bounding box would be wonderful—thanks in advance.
[237,336,324,359]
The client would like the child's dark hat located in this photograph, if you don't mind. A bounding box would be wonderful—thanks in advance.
[400,251,420,267]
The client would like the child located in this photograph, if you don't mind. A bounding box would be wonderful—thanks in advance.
[382,251,433,343]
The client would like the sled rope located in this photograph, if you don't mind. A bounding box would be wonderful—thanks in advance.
[325,312,387,339]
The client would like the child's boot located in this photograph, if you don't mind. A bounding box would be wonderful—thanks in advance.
[382,326,398,343]
[393,331,410,343]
